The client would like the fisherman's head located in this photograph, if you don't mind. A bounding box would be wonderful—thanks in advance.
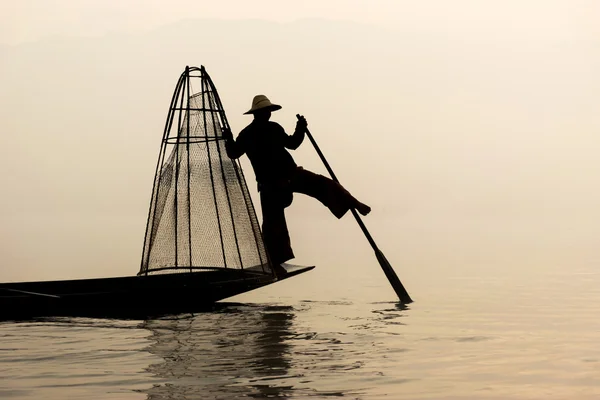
[243,95,281,121]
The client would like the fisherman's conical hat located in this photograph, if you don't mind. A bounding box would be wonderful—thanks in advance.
[243,95,282,115]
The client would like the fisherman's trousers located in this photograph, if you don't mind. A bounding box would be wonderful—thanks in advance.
[259,166,360,265]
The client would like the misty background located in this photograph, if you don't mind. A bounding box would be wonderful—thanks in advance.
[1,2,599,296]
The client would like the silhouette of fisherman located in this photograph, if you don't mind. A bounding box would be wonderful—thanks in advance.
[224,95,370,276]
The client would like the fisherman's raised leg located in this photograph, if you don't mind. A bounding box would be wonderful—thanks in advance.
[291,167,371,218]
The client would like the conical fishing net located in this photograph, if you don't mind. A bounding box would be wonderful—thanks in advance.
[139,66,271,275]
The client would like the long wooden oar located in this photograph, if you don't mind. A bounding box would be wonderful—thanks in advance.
[297,115,413,304]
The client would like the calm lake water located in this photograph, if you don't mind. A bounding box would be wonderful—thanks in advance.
[1,260,599,399]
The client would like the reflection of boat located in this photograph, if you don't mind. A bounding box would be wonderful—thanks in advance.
[0,66,313,321]
[142,304,296,399]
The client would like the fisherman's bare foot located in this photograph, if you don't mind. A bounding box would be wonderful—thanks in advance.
[356,202,371,216]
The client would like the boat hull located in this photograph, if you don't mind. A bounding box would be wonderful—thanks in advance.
[0,265,314,320]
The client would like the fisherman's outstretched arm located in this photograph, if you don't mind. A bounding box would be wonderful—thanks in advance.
[284,115,307,150]
[223,128,245,159]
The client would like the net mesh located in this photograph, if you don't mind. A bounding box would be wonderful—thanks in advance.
[140,67,271,275]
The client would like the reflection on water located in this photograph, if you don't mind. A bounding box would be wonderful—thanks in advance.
[139,302,410,399]
[141,304,298,399]
[0,300,412,400]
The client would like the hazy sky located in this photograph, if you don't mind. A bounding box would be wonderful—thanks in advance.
[2,0,599,45]
[1,1,599,283]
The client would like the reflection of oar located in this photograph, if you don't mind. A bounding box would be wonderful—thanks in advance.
[2,288,61,299]
[297,115,413,304]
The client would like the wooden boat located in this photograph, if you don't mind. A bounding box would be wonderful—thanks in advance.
[0,66,314,321]
[0,264,313,320]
